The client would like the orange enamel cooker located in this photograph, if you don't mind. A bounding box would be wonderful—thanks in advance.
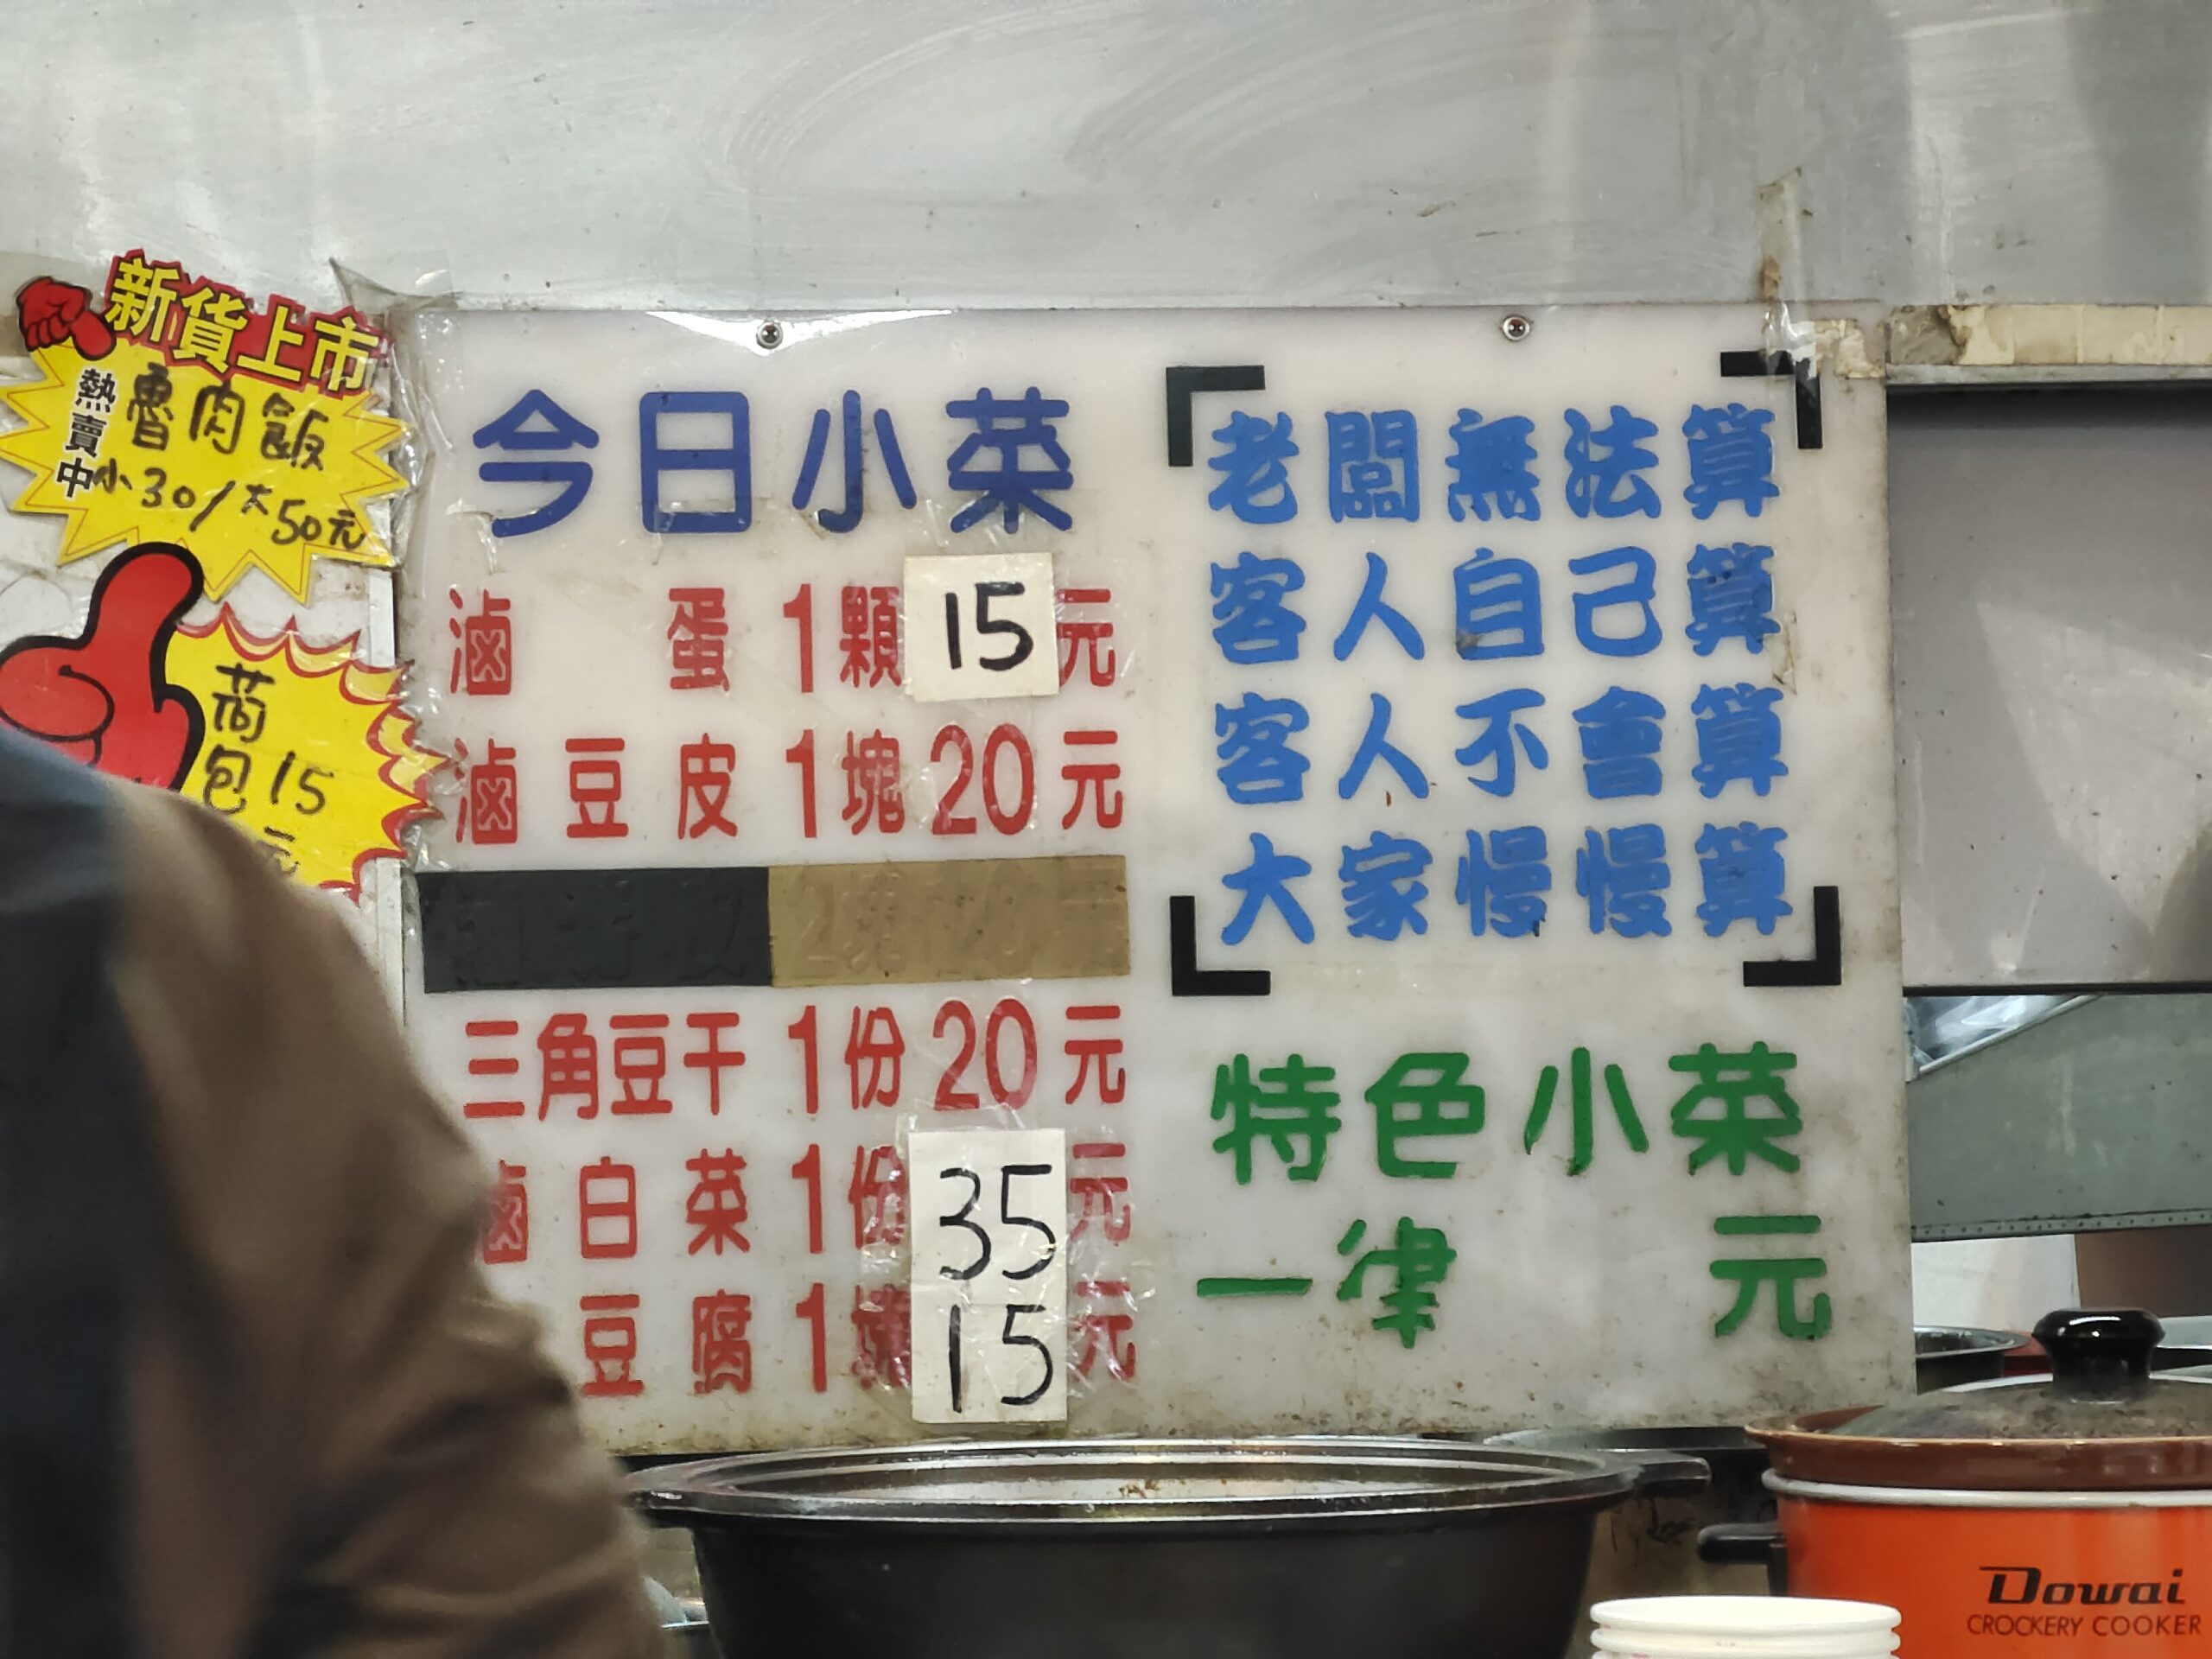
[1706,1311,2212,1656]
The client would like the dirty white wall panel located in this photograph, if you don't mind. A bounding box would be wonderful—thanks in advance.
[6,2,2212,315]
[1889,388,2212,989]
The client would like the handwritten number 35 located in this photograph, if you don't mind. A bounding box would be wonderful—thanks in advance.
[935,1163,1057,1282]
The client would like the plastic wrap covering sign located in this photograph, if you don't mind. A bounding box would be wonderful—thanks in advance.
[395,308,1907,1451]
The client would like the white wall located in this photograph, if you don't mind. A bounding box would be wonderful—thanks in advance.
[5,0,2212,319]
[1910,1238,2078,1332]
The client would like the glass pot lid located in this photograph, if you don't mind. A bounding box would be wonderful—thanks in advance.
[1758,1311,2212,1492]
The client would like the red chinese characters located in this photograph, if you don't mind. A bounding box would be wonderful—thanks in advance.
[683,1012,747,1114]
[1072,1280,1138,1382]
[684,1148,751,1255]
[678,735,737,838]
[848,1145,906,1249]
[448,588,512,696]
[1060,728,1124,830]
[1064,1003,1127,1108]
[1070,1141,1131,1244]
[432,542,1156,1425]
[538,1013,600,1118]
[454,739,518,846]
[840,730,904,835]
[483,1160,530,1263]
[851,1284,912,1390]
[578,1156,638,1260]
[580,1293,644,1398]
[608,1014,673,1116]
[1056,586,1117,687]
[565,736,627,839]
[692,1292,752,1395]
[461,1017,524,1119]
[837,584,899,689]
[504,1012,757,1120]
[844,1007,903,1109]
[668,587,730,692]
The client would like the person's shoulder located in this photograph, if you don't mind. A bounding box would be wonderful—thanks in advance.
[0,735,309,1009]
[105,761,327,1039]
[112,766,276,909]
[0,728,113,888]
[0,724,108,811]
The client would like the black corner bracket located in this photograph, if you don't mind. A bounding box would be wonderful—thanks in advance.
[1719,348,1822,451]
[1169,894,1272,997]
[1742,885,1842,989]
[1165,365,1268,467]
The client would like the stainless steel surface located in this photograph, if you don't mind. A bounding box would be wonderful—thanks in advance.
[8,3,2212,314]
[1906,995,2094,1075]
[1912,1323,2018,1389]
[634,1436,1662,1529]
[1891,386,2212,990]
[1913,1324,2018,1357]
[1910,993,2212,1239]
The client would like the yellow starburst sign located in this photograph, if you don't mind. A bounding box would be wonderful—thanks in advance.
[169,609,442,895]
[0,253,406,601]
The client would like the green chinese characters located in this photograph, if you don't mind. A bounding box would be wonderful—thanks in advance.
[1200,1041,1831,1346]
[1336,1217,1457,1348]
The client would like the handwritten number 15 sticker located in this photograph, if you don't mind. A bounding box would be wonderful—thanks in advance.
[910,1128,1068,1423]
[903,553,1060,702]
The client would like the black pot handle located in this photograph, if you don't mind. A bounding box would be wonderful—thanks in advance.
[1627,1452,1713,1500]
[2037,1308,2163,1390]
[1698,1521,1788,1595]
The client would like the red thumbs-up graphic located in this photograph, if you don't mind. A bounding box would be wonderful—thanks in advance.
[0,544,207,789]
[16,276,116,359]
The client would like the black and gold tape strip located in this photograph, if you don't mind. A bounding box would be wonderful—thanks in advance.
[416,855,1128,994]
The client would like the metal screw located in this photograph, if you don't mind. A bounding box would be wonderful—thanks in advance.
[756,319,784,350]
[1500,314,1533,343]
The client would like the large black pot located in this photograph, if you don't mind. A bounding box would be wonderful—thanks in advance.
[633,1438,1703,1659]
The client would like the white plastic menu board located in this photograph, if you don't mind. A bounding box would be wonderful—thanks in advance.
[394,305,1909,1450]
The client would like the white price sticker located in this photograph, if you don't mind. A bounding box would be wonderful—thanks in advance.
[901,552,1060,702]
[908,1128,1069,1424]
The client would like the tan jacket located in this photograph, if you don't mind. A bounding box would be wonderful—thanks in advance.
[112,780,659,1657]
